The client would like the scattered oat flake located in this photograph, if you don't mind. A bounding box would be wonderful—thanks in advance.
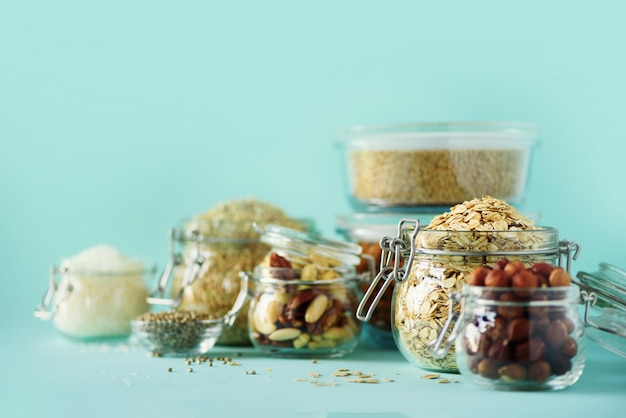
[311,359,318,364]
[311,382,339,387]
[421,373,441,379]
[337,368,349,372]
[307,372,321,378]
[357,374,373,379]
[437,379,452,384]
[382,378,394,383]
[293,378,307,382]
[347,378,379,384]
[333,371,350,377]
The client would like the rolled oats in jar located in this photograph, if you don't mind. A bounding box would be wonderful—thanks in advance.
[357,196,580,372]
[148,198,311,346]
[246,224,366,358]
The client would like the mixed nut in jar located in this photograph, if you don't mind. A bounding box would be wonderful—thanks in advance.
[147,198,310,346]
[430,260,585,391]
[357,196,580,373]
[245,224,366,358]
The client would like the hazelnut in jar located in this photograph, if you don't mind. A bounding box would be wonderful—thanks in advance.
[430,260,586,391]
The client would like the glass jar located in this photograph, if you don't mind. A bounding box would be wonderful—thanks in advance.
[357,219,580,372]
[34,245,154,339]
[148,222,296,346]
[245,224,366,358]
[432,285,585,391]
[336,212,437,348]
[575,263,626,358]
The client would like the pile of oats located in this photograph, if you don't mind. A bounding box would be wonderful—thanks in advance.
[394,196,552,372]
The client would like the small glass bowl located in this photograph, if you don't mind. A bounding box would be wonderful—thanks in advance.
[131,312,229,357]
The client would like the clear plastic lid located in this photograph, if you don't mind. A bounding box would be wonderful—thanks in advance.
[575,263,626,358]
[337,121,538,151]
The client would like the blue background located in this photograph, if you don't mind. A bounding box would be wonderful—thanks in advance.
[2,0,626,323]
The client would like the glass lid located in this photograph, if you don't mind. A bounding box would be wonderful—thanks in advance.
[575,263,626,358]
[256,224,362,267]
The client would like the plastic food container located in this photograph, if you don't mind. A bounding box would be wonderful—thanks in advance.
[245,224,365,358]
[132,274,247,357]
[335,212,438,348]
[575,263,626,358]
[34,245,155,339]
[336,122,538,211]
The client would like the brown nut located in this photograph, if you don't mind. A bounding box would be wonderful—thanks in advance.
[503,261,526,279]
[497,293,524,319]
[549,267,571,287]
[511,270,540,289]
[531,316,551,338]
[531,262,555,279]
[498,363,527,382]
[528,361,552,382]
[467,266,490,286]
[508,318,532,343]
[514,336,546,362]
[486,316,507,340]
[549,354,572,376]
[485,269,511,287]
[492,258,510,271]
[487,338,512,362]
[477,358,499,379]
[304,294,329,323]
[545,319,569,349]
[307,300,341,335]
[284,289,323,327]
[560,337,578,359]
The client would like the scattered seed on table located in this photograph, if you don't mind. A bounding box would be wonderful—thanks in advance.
[421,373,441,380]
[188,368,193,373]
[167,367,173,373]
[347,378,379,384]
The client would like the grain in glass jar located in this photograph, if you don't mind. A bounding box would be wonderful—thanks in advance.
[245,224,366,358]
[34,244,154,339]
[357,196,580,372]
[147,198,311,346]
